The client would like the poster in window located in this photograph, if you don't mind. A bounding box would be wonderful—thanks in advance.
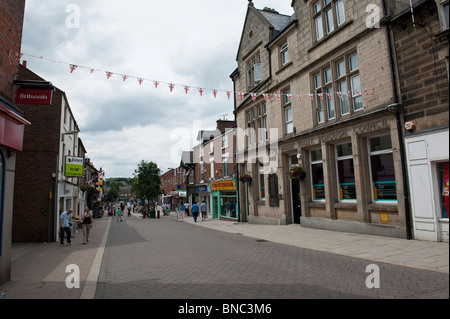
[443,162,449,218]
[313,184,325,200]
[340,183,356,200]
[373,181,397,201]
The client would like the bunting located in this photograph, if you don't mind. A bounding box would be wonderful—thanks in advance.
[18,53,376,102]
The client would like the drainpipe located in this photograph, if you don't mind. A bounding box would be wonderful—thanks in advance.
[381,0,413,240]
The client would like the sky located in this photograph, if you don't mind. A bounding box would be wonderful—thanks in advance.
[20,0,294,178]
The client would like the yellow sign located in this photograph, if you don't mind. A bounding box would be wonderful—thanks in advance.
[380,212,389,223]
[211,180,236,191]
[65,156,84,177]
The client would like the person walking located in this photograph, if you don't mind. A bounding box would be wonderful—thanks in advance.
[82,208,94,244]
[200,200,207,221]
[117,207,123,222]
[184,202,190,216]
[60,209,73,246]
[191,202,199,222]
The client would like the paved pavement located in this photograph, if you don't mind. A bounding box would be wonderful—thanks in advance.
[0,211,448,299]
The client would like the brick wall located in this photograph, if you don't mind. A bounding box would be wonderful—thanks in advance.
[0,0,25,100]
[392,0,449,131]
[12,65,62,242]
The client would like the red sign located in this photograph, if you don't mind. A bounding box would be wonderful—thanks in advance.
[15,89,53,105]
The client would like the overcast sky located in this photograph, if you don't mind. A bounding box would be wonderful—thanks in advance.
[20,0,294,178]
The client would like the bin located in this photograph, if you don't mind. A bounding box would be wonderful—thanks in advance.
[149,209,156,219]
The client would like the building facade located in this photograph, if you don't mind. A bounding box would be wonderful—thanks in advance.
[13,63,85,242]
[389,0,449,241]
[0,0,28,285]
[232,0,414,238]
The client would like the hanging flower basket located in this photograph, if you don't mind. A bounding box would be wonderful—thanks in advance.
[288,165,306,181]
[239,173,252,183]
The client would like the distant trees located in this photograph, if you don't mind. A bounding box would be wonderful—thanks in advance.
[132,160,161,204]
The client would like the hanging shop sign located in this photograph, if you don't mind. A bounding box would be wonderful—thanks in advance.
[64,156,84,177]
[15,88,53,105]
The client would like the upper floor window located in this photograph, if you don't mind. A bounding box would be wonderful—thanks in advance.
[312,0,346,42]
[283,89,293,134]
[281,42,289,66]
[247,103,267,147]
[311,51,362,125]
[247,52,261,89]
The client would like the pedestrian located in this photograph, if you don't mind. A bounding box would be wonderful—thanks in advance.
[60,209,73,246]
[117,207,122,222]
[127,202,132,217]
[184,202,190,216]
[82,208,94,244]
[200,200,207,221]
[191,202,199,222]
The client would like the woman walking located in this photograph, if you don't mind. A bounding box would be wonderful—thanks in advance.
[82,208,94,244]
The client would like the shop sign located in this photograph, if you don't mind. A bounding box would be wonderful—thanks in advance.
[196,185,208,193]
[211,180,235,191]
[15,88,53,105]
[65,156,84,177]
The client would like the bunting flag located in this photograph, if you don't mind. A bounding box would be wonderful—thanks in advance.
[18,52,377,103]
[70,64,78,73]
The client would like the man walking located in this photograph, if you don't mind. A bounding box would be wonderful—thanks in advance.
[200,200,207,221]
[60,209,73,246]
[191,202,199,222]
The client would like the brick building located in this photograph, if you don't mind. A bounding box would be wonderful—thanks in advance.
[232,0,413,238]
[0,0,28,285]
[13,63,84,242]
[389,0,448,241]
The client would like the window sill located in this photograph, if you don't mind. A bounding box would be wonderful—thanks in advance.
[275,61,293,75]
[256,199,266,205]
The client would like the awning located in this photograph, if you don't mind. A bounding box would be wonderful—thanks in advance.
[0,100,31,125]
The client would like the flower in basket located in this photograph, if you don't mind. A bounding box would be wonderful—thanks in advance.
[288,165,306,181]
[239,173,252,183]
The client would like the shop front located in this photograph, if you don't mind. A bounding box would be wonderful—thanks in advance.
[210,177,239,220]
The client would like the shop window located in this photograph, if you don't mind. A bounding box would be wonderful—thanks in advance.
[369,135,397,202]
[336,142,356,201]
[268,174,280,207]
[438,162,449,219]
[258,162,266,200]
[310,148,325,201]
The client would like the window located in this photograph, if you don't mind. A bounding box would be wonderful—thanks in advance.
[247,103,267,147]
[311,51,362,124]
[222,134,228,149]
[281,42,289,66]
[258,162,266,200]
[247,52,261,89]
[210,160,214,179]
[283,89,293,134]
[310,148,325,201]
[437,162,449,218]
[223,155,229,177]
[200,162,204,182]
[336,142,356,201]
[443,2,449,29]
[368,135,397,202]
[312,0,346,42]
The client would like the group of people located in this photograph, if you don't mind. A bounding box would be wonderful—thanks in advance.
[59,207,94,247]
[187,200,207,222]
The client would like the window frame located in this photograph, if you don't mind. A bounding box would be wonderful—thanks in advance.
[282,89,294,135]
[311,51,362,125]
[311,0,346,43]
[335,141,356,202]
[246,52,261,90]
[368,134,398,204]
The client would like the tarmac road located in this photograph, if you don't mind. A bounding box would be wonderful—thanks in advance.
[94,213,449,299]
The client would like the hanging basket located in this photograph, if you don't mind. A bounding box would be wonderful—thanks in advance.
[239,174,252,183]
[288,165,306,181]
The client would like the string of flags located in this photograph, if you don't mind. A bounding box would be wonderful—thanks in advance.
[18,52,376,102]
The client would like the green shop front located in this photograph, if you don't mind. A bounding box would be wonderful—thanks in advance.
[210,177,239,220]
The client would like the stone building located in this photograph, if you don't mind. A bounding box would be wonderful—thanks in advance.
[232,0,421,238]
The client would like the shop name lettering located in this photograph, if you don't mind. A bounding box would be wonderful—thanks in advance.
[19,93,49,100]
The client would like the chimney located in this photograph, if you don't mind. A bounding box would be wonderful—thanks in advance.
[23,60,27,68]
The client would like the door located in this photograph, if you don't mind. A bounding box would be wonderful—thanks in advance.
[291,178,301,224]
